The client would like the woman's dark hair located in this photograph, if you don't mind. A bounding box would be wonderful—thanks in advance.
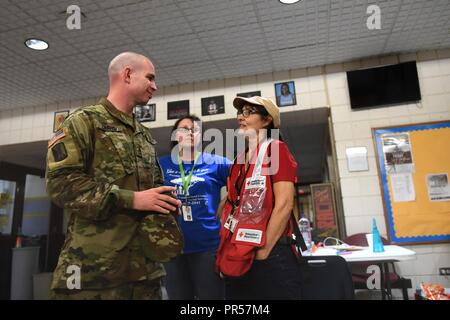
[170,114,202,148]
[247,104,284,141]
[281,82,291,94]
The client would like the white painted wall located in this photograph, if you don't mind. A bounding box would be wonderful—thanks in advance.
[327,49,450,296]
[1,48,449,298]
[0,67,329,144]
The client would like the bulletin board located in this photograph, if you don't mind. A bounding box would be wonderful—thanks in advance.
[373,120,450,245]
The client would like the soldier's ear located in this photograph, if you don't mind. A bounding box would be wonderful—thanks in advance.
[124,67,132,84]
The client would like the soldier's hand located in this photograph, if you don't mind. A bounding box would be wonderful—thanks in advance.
[133,186,182,214]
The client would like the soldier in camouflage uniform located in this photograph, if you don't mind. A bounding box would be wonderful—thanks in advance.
[46,52,182,300]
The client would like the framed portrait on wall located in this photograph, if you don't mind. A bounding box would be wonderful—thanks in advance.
[237,91,261,98]
[274,81,297,107]
[167,100,190,120]
[134,103,155,122]
[201,95,225,116]
[311,183,339,240]
[53,110,70,132]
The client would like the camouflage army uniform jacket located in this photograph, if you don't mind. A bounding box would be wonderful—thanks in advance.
[46,98,165,290]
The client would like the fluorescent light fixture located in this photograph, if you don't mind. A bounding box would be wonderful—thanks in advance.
[24,38,49,50]
[279,0,301,4]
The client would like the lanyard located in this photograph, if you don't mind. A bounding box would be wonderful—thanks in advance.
[235,164,249,203]
[227,139,273,208]
[227,151,251,208]
[178,152,200,195]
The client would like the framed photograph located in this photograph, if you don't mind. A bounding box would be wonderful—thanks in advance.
[237,91,261,98]
[311,183,340,240]
[134,103,156,122]
[53,110,70,132]
[201,95,225,116]
[274,81,297,107]
[167,100,190,120]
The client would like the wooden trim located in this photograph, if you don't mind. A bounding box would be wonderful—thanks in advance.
[372,119,450,131]
[372,127,392,243]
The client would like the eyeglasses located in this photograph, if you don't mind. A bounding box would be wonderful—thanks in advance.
[236,108,259,118]
[177,127,200,134]
[323,237,346,247]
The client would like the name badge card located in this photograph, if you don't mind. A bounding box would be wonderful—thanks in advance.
[182,205,193,222]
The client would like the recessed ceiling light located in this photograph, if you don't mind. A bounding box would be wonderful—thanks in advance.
[24,38,49,51]
[279,0,302,4]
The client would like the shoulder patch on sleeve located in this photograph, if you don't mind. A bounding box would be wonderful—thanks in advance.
[48,128,67,149]
[51,142,68,162]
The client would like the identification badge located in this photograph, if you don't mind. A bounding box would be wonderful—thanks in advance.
[245,176,266,189]
[229,217,238,233]
[224,215,232,229]
[224,216,238,232]
[182,205,193,222]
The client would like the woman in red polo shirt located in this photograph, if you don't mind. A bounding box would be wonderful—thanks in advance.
[216,96,301,300]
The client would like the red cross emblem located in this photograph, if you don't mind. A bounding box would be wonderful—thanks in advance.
[239,231,245,238]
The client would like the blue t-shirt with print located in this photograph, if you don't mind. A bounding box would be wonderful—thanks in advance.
[159,152,232,254]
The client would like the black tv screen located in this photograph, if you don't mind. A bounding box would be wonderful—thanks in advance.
[347,61,421,110]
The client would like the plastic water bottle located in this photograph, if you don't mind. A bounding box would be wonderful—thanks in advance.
[299,215,312,254]
[372,218,385,253]
[15,227,23,248]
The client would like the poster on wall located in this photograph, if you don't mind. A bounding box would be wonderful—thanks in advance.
[426,173,450,202]
[0,180,16,235]
[237,91,261,98]
[53,110,70,132]
[201,95,225,116]
[274,81,296,107]
[381,133,415,174]
[167,100,190,120]
[311,183,339,240]
[134,103,156,122]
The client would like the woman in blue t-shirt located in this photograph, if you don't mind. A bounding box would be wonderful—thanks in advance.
[159,115,231,300]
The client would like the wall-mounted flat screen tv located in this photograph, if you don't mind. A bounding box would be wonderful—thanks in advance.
[347,61,421,110]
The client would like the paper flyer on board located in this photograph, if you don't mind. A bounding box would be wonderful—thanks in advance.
[381,133,415,174]
[391,173,416,202]
[426,173,450,202]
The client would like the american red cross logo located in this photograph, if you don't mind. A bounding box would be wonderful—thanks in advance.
[246,180,250,186]
[239,231,245,238]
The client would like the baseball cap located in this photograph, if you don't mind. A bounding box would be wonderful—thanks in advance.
[233,96,280,128]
